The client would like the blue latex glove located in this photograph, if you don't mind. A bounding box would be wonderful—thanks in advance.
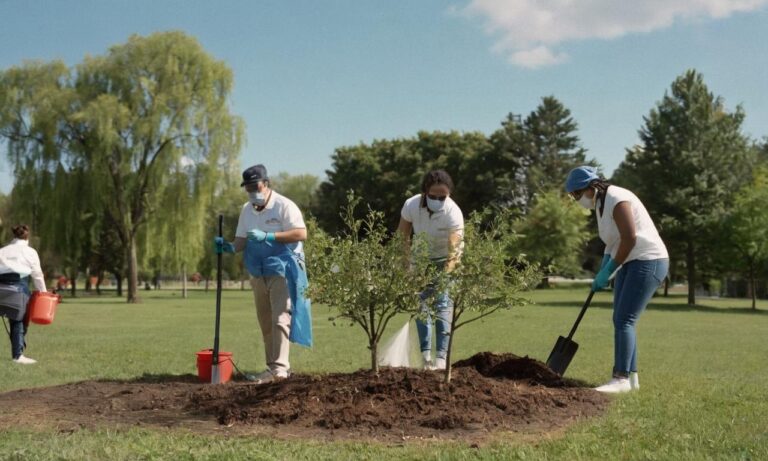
[599,254,612,271]
[246,228,276,243]
[213,236,235,254]
[592,256,618,291]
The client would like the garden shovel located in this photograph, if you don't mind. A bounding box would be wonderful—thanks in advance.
[211,215,224,384]
[546,290,595,376]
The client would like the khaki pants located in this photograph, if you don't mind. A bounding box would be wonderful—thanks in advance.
[250,276,292,374]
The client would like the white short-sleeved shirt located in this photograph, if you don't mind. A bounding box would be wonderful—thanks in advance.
[400,194,464,260]
[597,186,668,262]
[235,191,306,253]
[0,239,47,291]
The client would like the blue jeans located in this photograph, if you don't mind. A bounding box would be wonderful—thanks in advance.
[612,258,669,375]
[416,283,453,360]
[10,319,27,359]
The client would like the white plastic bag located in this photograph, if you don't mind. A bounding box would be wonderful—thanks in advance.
[378,320,419,368]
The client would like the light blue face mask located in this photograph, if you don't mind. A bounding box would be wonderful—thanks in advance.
[426,197,446,212]
[249,191,266,206]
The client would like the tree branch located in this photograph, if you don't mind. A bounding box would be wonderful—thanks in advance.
[454,305,504,331]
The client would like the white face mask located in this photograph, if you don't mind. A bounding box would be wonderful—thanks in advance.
[577,191,595,209]
[426,197,446,212]
[248,191,266,206]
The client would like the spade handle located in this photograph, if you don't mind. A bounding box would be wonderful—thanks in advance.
[566,291,595,340]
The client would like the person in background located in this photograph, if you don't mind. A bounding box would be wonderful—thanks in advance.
[565,166,669,393]
[55,275,68,293]
[0,224,48,364]
[397,170,464,370]
[215,164,309,384]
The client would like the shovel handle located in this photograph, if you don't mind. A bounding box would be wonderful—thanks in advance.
[566,290,595,341]
[212,215,223,369]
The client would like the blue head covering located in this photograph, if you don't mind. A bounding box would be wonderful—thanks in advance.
[565,166,600,193]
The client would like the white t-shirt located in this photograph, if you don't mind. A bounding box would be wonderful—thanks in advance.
[400,194,464,260]
[0,239,47,291]
[597,186,668,262]
[235,191,306,253]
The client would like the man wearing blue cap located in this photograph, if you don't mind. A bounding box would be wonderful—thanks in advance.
[215,164,308,384]
[565,166,669,393]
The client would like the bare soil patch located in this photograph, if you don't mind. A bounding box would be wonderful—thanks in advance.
[0,353,608,443]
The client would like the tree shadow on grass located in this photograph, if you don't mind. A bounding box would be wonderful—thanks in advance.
[540,294,768,316]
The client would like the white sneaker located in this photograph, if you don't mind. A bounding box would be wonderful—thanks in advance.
[245,369,288,384]
[595,377,631,393]
[629,372,639,390]
[274,369,289,379]
[12,355,37,365]
[434,357,447,370]
[422,351,433,370]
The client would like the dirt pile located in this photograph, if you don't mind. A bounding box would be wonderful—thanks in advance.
[188,352,606,438]
[453,351,572,385]
[0,353,608,441]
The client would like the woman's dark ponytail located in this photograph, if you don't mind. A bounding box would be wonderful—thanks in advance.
[590,180,611,217]
[12,224,30,240]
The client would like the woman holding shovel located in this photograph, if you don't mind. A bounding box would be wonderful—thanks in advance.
[565,166,669,393]
[397,170,464,370]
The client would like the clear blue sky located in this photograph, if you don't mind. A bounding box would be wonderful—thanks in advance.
[1,0,767,193]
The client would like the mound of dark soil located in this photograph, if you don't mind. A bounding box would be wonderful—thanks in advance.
[453,351,575,386]
[188,352,607,438]
[0,353,608,442]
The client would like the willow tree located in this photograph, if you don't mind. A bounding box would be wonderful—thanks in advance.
[2,151,99,297]
[142,164,229,298]
[0,31,243,302]
[195,183,249,292]
[0,61,72,273]
[0,192,10,241]
[48,165,101,296]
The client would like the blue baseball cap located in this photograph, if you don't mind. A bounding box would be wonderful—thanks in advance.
[565,166,600,193]
[241,164,269,186]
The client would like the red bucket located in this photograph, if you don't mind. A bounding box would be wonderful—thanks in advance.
[196,349,234,383]
[28,292,61,325]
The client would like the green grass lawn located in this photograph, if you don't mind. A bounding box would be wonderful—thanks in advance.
[1,288,766,460]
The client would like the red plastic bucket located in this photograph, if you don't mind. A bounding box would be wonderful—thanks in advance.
[196,349,233,383]
[27,292,61,325]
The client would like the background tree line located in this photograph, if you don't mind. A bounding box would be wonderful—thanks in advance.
[310,70,768,307]
[1,32,767,307]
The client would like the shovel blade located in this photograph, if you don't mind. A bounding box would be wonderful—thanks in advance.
[546,336,579,376]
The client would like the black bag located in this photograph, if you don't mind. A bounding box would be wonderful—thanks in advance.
[0,283,29,322]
